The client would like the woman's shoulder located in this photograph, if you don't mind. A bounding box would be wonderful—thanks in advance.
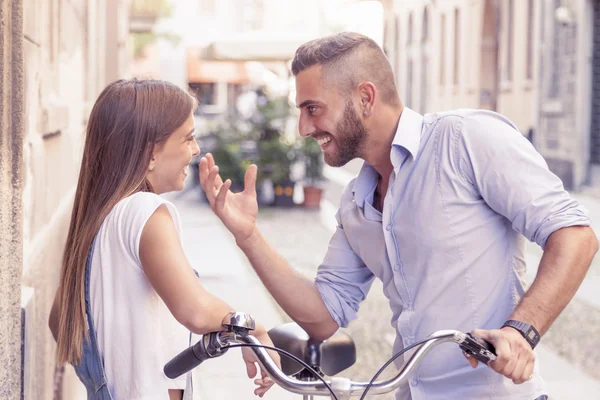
[108,192,181,230]
[115,191,175,212]
[100,192,183,262]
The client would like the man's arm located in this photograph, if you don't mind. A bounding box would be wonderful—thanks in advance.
[237,229,339,341]
[458,111,597,383]
[510,225,597,334]
[199,154,374,341]
[473,225,597,384]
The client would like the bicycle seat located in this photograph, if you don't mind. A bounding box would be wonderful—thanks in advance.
[268,322,356,376]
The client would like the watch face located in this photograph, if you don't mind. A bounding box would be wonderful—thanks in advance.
[527,330,537,341]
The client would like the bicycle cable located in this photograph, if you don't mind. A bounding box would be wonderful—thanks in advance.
[227,343,339,400]
[359,338,432,400]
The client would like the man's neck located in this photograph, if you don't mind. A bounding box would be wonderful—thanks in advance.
[362,105,404,181]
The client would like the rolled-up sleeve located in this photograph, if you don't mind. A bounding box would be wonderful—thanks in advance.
[314,209,375,328]
[457,111,590,248]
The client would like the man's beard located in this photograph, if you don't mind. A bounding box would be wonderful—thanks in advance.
[324,101,368,167]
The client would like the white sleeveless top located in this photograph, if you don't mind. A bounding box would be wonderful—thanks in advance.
[90,192,189,399]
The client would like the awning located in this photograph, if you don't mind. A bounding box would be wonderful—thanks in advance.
[200,31,315,62]
[186,48,250,84]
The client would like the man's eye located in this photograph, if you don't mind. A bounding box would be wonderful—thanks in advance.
[308,106,317,114]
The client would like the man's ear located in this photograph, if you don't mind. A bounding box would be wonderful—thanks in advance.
[358,81,376,116]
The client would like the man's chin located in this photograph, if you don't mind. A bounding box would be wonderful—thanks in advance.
[324,156,353,168]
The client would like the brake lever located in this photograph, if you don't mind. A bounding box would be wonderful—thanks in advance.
[459,333,497,365]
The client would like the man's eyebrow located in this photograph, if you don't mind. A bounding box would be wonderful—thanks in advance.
[297,100,317,109]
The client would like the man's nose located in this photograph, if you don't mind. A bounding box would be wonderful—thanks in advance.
[298,113,314,138]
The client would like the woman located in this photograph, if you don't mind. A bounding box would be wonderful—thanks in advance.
[48,79,277,399]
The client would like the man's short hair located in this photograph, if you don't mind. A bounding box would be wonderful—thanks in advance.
[291,32,400,106]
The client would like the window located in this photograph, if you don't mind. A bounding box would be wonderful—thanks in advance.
[407,12,414,45]
[189,83,217,107]
[238,0,263,31]
[407,13,414,107]
[548,0,560,98]
[421,7,430,112]
[526,0,534,80]
[407,61,414,107]
[199,0,216,16]
[502,0,514,82]
[395,15,402,90]
[454,9,461,85]
[507,0,514,81]
[440,14,446,85]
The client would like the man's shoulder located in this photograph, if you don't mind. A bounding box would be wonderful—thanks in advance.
[424,109,520,139]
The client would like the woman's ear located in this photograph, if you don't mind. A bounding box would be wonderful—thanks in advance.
[148,143,158,171]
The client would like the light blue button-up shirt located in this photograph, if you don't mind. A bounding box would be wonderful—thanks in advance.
[315,108,590,400]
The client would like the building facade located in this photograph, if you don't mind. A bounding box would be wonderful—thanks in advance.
[537,0,598,190]
[379,0,600,191]
[0,0,130,398]
[379,0,541,149]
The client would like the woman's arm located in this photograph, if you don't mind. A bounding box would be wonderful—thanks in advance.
[140,204,237,334]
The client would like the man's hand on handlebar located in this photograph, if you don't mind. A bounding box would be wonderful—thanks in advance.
[464,328,535,385]
[242,326,282,397]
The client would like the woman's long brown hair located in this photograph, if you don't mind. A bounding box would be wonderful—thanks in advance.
[56,79,196,365]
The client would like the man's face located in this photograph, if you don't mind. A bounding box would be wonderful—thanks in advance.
[295,66,368,167]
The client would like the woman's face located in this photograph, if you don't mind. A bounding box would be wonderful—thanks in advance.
[146,113,200,194]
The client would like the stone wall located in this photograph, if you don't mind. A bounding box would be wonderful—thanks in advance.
[1,0,129,398]
[0,0,25,399]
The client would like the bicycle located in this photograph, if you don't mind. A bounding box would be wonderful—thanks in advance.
[164,312,497,400]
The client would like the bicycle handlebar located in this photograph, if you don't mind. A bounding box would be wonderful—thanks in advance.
[165,329,496,397]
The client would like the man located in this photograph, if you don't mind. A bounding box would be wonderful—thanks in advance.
[199,32,598,399]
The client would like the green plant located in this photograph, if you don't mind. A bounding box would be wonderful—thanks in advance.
[301,138,325,187]
[257,136,297,184]
[208,122,253,190]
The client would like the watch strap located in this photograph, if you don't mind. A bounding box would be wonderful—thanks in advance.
[502,319,540,349]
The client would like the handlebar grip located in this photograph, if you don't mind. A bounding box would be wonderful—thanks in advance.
[164,339,210,379]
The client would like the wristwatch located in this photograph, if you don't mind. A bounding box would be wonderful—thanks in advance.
[501,320,540,349]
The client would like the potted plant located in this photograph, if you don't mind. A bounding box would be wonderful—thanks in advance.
[300,138,326,209]
[257,135,297,207]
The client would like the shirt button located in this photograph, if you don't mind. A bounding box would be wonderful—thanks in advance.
[386,224,392,231]
[394,264,401,271]
[403,303,411,311]
[410,377,419,387]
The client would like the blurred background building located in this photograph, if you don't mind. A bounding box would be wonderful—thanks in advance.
[2,0,600,399]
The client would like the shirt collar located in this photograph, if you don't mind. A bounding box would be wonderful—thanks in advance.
[352,107,424,208]
[391,107,423,162]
